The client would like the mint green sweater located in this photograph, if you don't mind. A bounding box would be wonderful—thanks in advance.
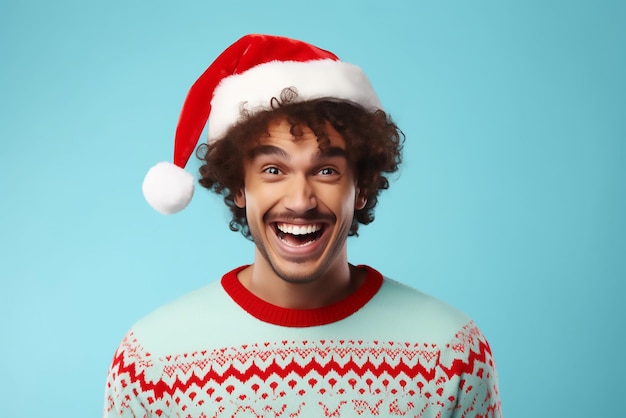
[104,265,501,417]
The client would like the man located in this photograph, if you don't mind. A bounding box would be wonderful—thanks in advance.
[105,34,502,417]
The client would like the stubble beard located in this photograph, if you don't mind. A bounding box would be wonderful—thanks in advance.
[249,219,351,285]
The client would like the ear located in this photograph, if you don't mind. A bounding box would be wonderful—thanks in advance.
[354,187,367,211]
[234,189,246,208]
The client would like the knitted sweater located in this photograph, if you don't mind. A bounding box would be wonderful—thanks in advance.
[103,265,501,417]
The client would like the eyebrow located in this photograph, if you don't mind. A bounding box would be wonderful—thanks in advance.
[247,145,349,161]
[318,146,349,161]
[247,145,289,160]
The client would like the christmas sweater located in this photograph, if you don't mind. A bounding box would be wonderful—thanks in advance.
[104,265,501,417]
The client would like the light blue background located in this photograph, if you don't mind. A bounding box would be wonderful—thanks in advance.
[1,1,624,417]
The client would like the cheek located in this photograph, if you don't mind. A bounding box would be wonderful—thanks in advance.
[319,184,359,212]
[243,187,280,213]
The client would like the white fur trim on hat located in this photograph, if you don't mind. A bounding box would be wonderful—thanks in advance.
[207,59,382,142]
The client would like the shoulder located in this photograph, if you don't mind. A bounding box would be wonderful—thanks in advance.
[353,266,474,344]
[362,270,498,375]
[381,276,468,319]
[376,274,471,325]
[136,280,224,326]
[127,267,250,355]
[130,282,221,350]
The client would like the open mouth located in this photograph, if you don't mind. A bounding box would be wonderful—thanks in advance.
[273,222,325,247]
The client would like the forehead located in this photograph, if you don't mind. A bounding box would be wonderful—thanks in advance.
[256,117,347,150]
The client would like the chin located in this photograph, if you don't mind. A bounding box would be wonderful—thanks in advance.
[268,261,327,285]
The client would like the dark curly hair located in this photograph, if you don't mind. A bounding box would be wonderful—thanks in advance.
[197,89,404,239]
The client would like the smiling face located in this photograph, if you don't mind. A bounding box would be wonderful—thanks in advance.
[234,117,366,285]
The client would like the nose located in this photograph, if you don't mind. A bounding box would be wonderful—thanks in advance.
[283,174,317,213]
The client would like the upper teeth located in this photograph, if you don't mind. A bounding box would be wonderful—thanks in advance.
[277,223,322,235]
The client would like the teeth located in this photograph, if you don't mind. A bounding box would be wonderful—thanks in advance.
[280,237,316,248]
[276,223,322,235]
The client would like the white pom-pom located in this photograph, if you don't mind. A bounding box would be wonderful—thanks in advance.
[142,162,195,214]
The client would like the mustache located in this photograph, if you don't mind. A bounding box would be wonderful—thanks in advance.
[264,210,335,224]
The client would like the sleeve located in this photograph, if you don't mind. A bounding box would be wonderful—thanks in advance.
[103,331,152,418]
[447,323,502,418]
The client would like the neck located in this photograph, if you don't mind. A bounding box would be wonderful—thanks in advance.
[237,250,365,309]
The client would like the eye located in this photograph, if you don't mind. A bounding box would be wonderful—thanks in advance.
[263,166,282,175]
[318,167,337,176]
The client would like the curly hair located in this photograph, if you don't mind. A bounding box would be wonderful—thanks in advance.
[197,89,404,239]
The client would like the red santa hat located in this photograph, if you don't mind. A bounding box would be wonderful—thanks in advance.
[142,34,382,214]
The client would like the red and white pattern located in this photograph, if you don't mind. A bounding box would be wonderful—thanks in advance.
[104,323,500,417]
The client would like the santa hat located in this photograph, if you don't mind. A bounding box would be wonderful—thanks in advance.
[142,34,382,215]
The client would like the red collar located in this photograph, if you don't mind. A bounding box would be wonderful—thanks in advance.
[221,265,383,327]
